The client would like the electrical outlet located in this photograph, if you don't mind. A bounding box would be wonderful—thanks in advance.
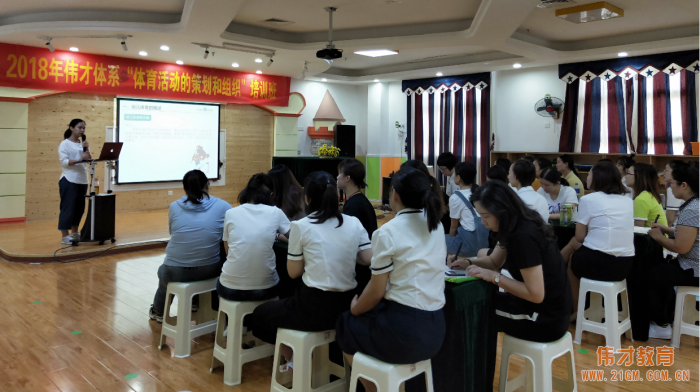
[168,191,173,196]
[544,123,551,128]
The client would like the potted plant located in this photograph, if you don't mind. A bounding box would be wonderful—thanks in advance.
[318,144,340,158]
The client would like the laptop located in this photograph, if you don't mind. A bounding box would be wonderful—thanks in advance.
[82,142,123,162]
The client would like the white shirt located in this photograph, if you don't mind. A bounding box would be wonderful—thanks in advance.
[220,204,290,290]
[58,139,88,184]
[516,186,550,223]
[446,173,457,197]
[370,208,446,311]
[576,192,635,257]
[621,177,634,199]
[287,213,371,292]
[666,187,682,211]
[449,188,479,231]
[537,186,578,215]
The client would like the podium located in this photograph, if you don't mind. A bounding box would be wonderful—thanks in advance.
[78,157,118,245]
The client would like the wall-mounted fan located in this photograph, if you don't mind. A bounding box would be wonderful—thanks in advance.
[534,94,564,119]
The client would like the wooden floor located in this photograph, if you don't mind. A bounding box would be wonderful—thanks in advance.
[0,247,697,391]
[0,210,170,263]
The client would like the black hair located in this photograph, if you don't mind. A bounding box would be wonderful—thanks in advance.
[437,152,458,170]
[338,158,367,188]
[64,118,85,139]
[401,160,447,215]
[589,160,626,195]
[521,155,536,163]
[557,154,580,177]
[470,180,556,247]
[182,170,209,204]
[616,154,636,169]
[268,165,304,219]
[486,165,508,184]
[540,167,570,186]
[391,166,442,232]
[304,171,343,227]
[454,161,477,187]
[535,157,552,177]
[671,164,699,195]
[667,160,688,171]
[495,157,512,172]
[631,163,662,203]
[511,159,537,187]
[238,173,274,206]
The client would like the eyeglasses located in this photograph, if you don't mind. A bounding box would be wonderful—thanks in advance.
[625,172,633,176]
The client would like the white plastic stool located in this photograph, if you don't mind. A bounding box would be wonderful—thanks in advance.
[210,297,277,385]
[270,329,349,392]
[349,352,434,392]
[671,286,700,348]
[499,332,577,392]
[158,278,218,358]
[574,278,632,351]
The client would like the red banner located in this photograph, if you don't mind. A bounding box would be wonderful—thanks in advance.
[0,42,290,106]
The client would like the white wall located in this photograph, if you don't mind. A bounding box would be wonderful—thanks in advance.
[491,65,566,152]
[367,81,407,158]
[290,80,368,156]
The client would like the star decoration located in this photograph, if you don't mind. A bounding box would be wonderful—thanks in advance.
[646,69,653,76]
[604,73,611,80]
[567,76,573,82]
[624,71,631,78]
[669,67,677,74]
[478,82,486,89]
[694,64,699,72]
[585,74,592,81]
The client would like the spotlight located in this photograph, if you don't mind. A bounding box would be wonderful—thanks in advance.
[203,47,209,59]
[513,63,522,68]
[266,54,274,67]
[69,47,79,52]
[120,38,127,51]
[232,63,239,68]
[618,52,628,57]
[322,78,327,81]
[46,39,54,52]
[256,70,262,74]
[139,51,148,56]
[374,79,379,82]
[176,60,184,65]
[255,58,263,63]
[436,72,443,76]
[160,45,170,51]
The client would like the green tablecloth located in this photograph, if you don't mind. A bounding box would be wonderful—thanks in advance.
[272,156,350,185]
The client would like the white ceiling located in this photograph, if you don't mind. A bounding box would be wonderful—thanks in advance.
[0,0,695,84]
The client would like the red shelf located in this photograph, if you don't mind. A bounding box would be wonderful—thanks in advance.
[307,126,334,139]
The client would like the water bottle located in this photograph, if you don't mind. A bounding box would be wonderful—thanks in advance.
[94,177,100,194]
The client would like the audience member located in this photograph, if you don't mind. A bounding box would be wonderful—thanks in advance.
[446,162,489,257]
[616,155,636,198]
[486,165,508,184]
[508,159,549,223]
[537,167,578,221]
[625,163,668,227]
[495,157,512,173]
[437,152,459,197]
[522,155,540,190]
[556,154,584,199]
[402,160,449,233]
[268,165,306,221]
[662,160,688,224]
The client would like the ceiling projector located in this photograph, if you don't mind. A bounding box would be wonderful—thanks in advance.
[317,47,343,60]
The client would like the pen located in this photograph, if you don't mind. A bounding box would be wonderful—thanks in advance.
[654,214,660,224]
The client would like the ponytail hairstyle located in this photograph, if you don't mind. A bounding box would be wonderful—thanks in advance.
[304,171,343,227]
[238,173,274,206]
[540,167,570,187]
[64,118,86,139]
[401,160,447,215]
[454,161,477,189]
[337,158,368,188]
[391,166,442,232]
[558,154,580,177]
[616,154,636,171]
[182,169,209,204]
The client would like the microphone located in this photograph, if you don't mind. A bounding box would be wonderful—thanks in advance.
[81,135,87,152]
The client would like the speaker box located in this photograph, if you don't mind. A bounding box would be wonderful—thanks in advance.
[333,124,355,158]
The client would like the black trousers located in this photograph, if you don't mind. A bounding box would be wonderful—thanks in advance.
[647,259,699,325]
[58,177,88,231]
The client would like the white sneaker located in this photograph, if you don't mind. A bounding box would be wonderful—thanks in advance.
[61,235,74,245]
[71,232,80,241]
[649,323,673,340]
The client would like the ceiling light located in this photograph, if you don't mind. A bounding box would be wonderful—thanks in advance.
[322,78,327,81]
[436,72,443,76]
[354,49,399,57]
[374,79,379,82]
[139,51,147,56]
[513,63,522,68]
[46,39,54,52]
[255,58,263,63]
[69,47,79,52]
[160,45,170,51]
[232,63,239,68]
[256,70,263,74]
[203,47,209,59]
[556,1,623,23]
[618,52,628,57]
[176,60,184,65]
[120,38,128,51]
[266,54,274,67]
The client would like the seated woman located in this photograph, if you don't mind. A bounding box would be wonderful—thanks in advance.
[402,159,450,234]
[149,170,233,322]
[616,155,636,198]
[561,161,634,316]
[537,167,578,221]
[625,162,668,227]
[337,158,377,293]
[508,159,550,223]
[268,164,306,221]
[534,157,552,180]
[336,167,446,392]
[556,154,584,199]
[217,174,291,302]
[647,164,699,337]
[250,171,372,370]
[449,181,571,343]
[662,160,688,224]
[446,162,489,257]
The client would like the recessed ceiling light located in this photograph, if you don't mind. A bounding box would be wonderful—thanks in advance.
[139,51,147,56]
[255,58,263,63]
[618,52,628,57]
[176,60,184,65]
[69,47,79,52]
[374,79,379,82]
[354,49,399,57]
[436,72,443,76]
[556,2,624,23]
[256,70,262,74]
[513,63,522,68]
[322,78,327,81]
[160,45,170,51]
[232,63,239,67]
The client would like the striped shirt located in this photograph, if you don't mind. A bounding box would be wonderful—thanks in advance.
[675,196,699,277]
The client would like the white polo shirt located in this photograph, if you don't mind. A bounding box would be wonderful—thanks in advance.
[516,186,550,223]
[287,213,371,292]
[220,204,290,290]
[537,186,578,215]
[449,188,479,231]
[446,173,458,197]
[576,192,634,257]
[370,208,446,311]
[58,139,88,184]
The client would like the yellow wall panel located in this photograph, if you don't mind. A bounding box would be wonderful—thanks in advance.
[0,102,28,129]
[0,129,28,151]
[0,173,26,195]
[0,151,27,173]
[0,195,25,219]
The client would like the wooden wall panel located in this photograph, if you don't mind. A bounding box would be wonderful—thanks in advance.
[25,93,273,222]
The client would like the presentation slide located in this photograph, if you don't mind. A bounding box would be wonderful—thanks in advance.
[116,98,220,184]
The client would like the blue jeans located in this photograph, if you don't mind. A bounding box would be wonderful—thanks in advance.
[445,226,489,257]
[151,261,222,315]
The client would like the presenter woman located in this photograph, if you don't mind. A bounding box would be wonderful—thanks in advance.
[58,119,91,244]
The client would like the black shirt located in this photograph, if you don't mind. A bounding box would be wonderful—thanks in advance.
[343,193,377,238]
[502,219,572,321]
